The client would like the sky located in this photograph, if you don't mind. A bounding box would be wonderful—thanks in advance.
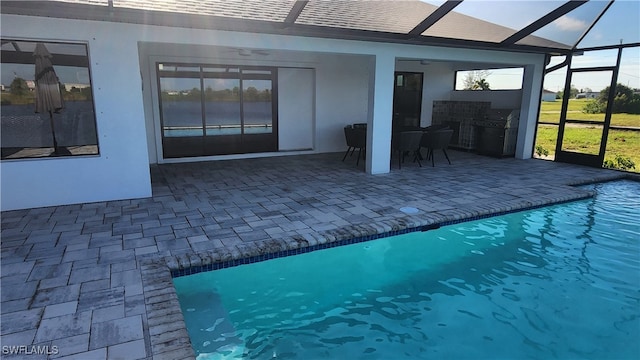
[436,0,640,92]
[421,0,639,48]
[467,46,640,93]
[3,1,638,93]
[544,47,640,92]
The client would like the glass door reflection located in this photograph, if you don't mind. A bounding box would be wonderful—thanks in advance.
[203,78,241,136]
[158,63,277,158]
[160,77,204,138]
[242,79,273,134]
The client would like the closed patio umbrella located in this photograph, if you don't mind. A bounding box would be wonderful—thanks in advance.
[34,42,69,155]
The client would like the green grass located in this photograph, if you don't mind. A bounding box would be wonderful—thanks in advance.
[0,92,34,105]
[1,92,90,105]
[534,124,640,173]
[539,99,640,127]
[560,126,603,155]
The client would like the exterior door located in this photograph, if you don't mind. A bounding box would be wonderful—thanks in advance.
[158,64,277,158]
[159,71,205,158]
[555,50,621,167]
[393,72,423,130]
[239,74,277,153]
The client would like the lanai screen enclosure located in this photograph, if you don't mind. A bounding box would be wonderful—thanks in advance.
[1,0,638,210]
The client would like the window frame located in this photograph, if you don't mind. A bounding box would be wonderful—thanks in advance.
[0,38,99,161]
[156,62,279,158]
[454,67,525,91]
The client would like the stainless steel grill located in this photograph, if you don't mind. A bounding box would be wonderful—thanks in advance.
[473,109,520,157]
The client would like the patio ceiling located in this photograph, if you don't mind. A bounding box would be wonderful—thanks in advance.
[1,0,638,54]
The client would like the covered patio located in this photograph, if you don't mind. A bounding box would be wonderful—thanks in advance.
[2,0,637,211]
[1,151,632,359]
[1,0,638,358]
[149,151,621,244]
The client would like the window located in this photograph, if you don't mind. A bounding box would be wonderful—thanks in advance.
[1,39,98,160]
[454,67,524,90]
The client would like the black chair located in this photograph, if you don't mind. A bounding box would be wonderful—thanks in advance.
[342,126,366,166]
[392,131,423,169]
[420,124,450,132]
[419,129,453,167]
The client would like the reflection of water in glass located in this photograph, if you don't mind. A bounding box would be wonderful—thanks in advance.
[174,180,640,360]
[1,102,98,147]
[162,101,272,127]
[164,126,272,137]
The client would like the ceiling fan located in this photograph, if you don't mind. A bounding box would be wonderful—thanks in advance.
[397,59,431,65]
[226,48,271,57]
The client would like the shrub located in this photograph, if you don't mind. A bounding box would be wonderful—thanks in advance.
[583,100,605,114]
[603,154,636,171]
[583,83,640,114]
[535,145,549,157]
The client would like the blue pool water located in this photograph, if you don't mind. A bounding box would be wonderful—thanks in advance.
[173,180,640,359]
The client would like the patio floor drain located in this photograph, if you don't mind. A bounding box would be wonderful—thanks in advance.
[399,206,419,214]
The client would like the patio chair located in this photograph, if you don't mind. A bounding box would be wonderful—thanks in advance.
[392,130,423,169]
[342,125,366,166]
[420,129,453,167]
[420,124,450,132]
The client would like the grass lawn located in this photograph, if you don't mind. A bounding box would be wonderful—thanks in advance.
[534,124,640,173]
[539,99,640,127]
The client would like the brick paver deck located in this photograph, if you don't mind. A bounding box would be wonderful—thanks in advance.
[1,151,631,359]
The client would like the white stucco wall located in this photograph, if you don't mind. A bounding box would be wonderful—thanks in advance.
[420,63,456,126]
[315,56,372,154]
[517,63,545,158]
[367,54,396,174]
[123,20,546,169]
[1,15,152,211]
[1,12,546,209]
[278,68,315,151]
[395,61,454,127]
[137,41,372,162]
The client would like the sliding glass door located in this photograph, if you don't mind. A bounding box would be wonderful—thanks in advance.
[203,77,241,136]
[243,78,273,135]
[158,64,277,158]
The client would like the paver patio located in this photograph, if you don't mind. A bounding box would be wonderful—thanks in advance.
[1,151,632,359]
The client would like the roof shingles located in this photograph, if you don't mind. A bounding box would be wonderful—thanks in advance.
[296,0,438,34]
[4,0,576,51]
[113,0,295,22]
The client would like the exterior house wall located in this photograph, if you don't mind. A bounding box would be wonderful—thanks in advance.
[1,12,547,210]
[395,61,454,127]
[516,63,545,158]
[421,63,457,126]
[138,42,372,162]
[575,92,598,99]
[278,68,315,151]
[1,15,152,211]
[315,56,372,154]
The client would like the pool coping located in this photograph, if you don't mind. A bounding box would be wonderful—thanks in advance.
[140,172,636,359]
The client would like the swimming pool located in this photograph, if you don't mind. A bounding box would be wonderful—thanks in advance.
[173,180,640,359]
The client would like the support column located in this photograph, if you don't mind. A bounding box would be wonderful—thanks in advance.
[516,60,544,159]
[366,53,395,174]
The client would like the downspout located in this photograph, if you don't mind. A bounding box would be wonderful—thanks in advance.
[545,55,570,75]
